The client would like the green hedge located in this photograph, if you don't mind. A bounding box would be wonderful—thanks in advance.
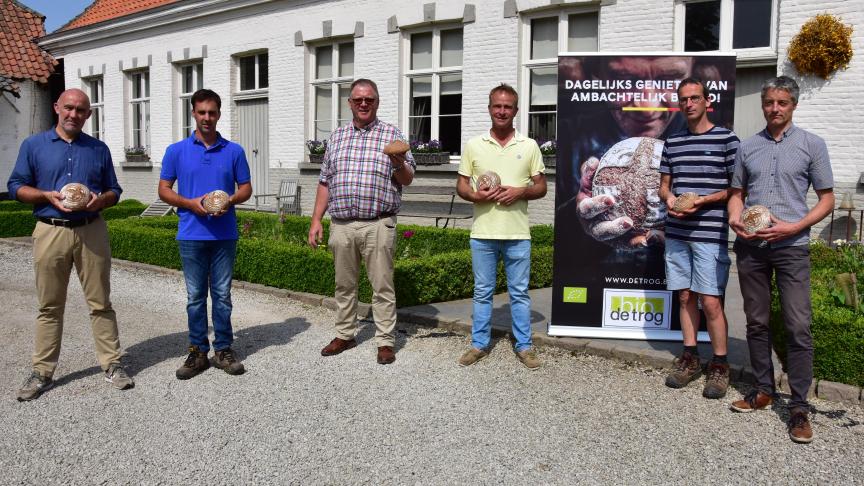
[0,199,147,238]
[105,213,555,307]
[770,241,864,387]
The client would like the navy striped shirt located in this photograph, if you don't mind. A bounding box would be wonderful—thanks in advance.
[660,126,739,244]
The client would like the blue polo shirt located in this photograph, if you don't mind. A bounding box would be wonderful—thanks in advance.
[7,127,123,220]
[160,133,251,240]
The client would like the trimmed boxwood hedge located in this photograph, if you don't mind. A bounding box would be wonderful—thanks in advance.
[769,241,864,387]
[0,199,147,238]
[103,212,554,308]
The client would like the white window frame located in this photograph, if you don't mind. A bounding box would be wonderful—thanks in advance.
[127,69,150,153]
[519,7,600,141]
[235,51,269,98]
[176,61,204,140]
[673,0,778,64]
[308,40,354,143]
[401,25,463,156]
[85,76,104,140]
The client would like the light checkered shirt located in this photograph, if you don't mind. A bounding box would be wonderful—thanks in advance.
[318,119,415,220]
[731,124,833,247]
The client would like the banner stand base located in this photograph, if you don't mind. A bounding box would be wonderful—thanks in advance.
[547,324,711,342]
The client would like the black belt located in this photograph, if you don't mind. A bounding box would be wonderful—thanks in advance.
[38,216,100,228]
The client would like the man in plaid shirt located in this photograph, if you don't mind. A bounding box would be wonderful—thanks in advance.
[308,78,415,365]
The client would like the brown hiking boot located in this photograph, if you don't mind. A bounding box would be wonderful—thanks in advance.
[516,349,541,370]
[702,361,730,399]
[176,346,210,380]
[458,348,488,367]
[730,390,774,413]
[665,351,702,388]
[212,348,245,375]
[788,409,813,444]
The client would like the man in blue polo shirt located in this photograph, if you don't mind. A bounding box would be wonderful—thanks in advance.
[658,77,739,399]
[158,88,252,380]
[8,88,134,401]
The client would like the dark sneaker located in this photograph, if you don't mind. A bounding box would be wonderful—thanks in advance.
[212,348,245,375]
[104,364,134,390]
[788,409,814,444]
[17,371,54,401]
[702,361,730,399]
[665,351,702,388]
[458,348,488,367]
[730,389,774,413]
[176,346,210,380]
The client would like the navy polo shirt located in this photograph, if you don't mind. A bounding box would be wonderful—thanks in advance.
[7,127,123,220]
[160,133,251,240]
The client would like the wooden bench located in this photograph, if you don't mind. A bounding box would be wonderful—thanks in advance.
[399,185,472,228]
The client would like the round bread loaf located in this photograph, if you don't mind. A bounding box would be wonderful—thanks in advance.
[741,205,772,233]
[203,190,230,214]
[672,192,698,212]
[477,170,501,191]
[383,139,410,155]
[60,183,91,211]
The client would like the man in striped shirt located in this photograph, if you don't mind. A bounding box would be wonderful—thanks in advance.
[727,76,834,444]
[308,78,415,365]
[659,78,739,399]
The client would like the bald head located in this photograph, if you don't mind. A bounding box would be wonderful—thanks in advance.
[54,88,92,140]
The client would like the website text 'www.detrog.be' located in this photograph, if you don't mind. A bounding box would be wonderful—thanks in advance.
[604,277,667,285]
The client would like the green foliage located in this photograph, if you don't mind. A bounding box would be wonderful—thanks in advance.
[0,199,146,237]
[770,241,864,387]
[103,213,556,308]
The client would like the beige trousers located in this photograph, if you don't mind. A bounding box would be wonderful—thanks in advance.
[328,216,397,346]
[31,218,121,376]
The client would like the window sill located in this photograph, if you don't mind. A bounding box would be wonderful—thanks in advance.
[121,159,153,169]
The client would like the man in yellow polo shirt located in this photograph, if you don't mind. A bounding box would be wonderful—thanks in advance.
[456,83,547,369]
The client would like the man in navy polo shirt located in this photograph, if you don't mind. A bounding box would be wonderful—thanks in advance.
[8,88,134,401]
[158,88,252,380]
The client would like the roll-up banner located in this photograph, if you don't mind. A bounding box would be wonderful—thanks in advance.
[550,53,736,340]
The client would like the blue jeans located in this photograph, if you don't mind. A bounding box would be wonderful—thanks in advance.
[470,238,532,352]
[178,239,237,352]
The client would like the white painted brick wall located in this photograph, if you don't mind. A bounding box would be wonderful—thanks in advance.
[1,81,53,191]
[55,0,862,228]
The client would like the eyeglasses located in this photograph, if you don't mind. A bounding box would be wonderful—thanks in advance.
[678,95,705,104]
[350,97,378,105]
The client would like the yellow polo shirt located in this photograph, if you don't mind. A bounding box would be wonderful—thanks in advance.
[458,130,545,240]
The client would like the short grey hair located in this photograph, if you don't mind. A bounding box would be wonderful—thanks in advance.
[761,75,799,105]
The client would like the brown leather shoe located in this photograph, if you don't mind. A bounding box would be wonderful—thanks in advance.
[730,390,773,412]
[321,337,357,356]
[377,346,396,365]
[788,409,814,444]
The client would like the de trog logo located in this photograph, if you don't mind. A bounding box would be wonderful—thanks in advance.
[602,289,672,330]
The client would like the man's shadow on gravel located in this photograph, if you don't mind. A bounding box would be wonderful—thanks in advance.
[54,318,311,387]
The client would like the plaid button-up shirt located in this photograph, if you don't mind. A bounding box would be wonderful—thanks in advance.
[318,119,415,220]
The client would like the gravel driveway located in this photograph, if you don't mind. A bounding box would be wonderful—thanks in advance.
[1,242,862,484]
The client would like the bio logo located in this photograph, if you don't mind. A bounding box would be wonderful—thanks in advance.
[602,289,671,330]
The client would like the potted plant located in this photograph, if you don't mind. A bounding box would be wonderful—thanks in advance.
[410,139,449,165]
[306,140,326,163]
[539,139,557,168]
[124,146,150,163]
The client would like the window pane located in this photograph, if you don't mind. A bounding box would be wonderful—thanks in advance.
[315,85,332,123]
[144,72,150,98]
[440,29,463,67]
[529,113,556,142]
[440,74,462,115]
[316,46,333,79]
[184,102,193,137]
[315,122,330,142]
[196,64,203,90]
[183,65,193,94]
[568,12,598,51]
[409,117,431,143]
[410,77,432,117]
[733,0,771,49]
[132,73,141,99]
[684,1,720,51]
[531,17,558,59]
[339,43,354,77]
[338,83,351,122]
[258,53,269,88]
[411,32,433,70]
[92,107,101,139]
[240,56,255,90]
[530,66,557,107]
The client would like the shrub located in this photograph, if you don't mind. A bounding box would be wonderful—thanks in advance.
[770,241,864,387]
[0,199,147,237]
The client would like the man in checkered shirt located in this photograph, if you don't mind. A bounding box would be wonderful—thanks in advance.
[727,76,835,444]
[308,78,415,365]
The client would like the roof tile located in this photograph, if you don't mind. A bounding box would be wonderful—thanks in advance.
[60,0,180,31]
[0,0,56,83]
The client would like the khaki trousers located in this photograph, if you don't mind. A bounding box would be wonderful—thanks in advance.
[329,216,397,346]
[31,218,121,376]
